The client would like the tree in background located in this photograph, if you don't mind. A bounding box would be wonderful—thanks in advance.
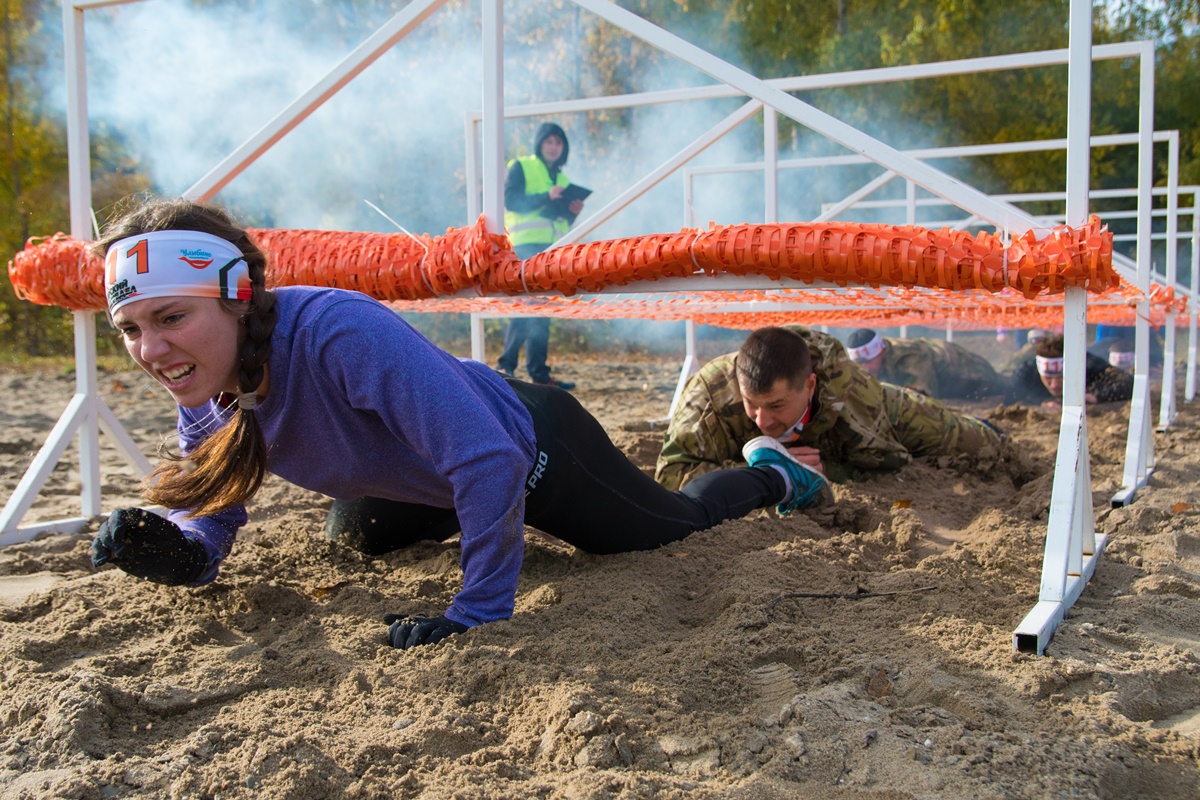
[1,0,148,359]
[2,0,1196,358]
[1,0,70,358]
[499,0,1196,235]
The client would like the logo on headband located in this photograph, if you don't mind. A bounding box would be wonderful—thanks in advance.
[104,230,250,314]
[178,248,214,270]
[106,279,138,308]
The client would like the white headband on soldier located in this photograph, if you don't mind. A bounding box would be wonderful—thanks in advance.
[104,230,252,314]
[846,334,885,362]
[1035,355,1065,377]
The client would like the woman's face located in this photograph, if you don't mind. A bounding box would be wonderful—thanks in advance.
[113,296,244,409]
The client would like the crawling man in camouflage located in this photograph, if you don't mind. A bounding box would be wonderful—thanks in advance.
[655,325,1004,491]
[845,328,1006,400]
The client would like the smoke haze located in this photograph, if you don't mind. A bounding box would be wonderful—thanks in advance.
[58,0,928,239]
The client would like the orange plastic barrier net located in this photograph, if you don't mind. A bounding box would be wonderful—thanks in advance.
[8,215,1118,313]
[384,280,1184,331]
[5,217,516,311]
[251,218,515,300]
[497,217,1116,299]
[689,305,1184,332]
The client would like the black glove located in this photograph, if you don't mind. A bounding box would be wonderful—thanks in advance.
[383,613,469,649]
[91,507,209,586]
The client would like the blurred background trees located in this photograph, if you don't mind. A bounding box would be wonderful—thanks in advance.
[2,0,1195,359]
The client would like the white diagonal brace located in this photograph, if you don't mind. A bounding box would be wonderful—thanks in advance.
[570,0,1042,235]
[553,100,761,246]
[186,0,450,202]
[816,171,897,223]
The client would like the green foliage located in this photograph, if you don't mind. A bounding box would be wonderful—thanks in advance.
[607,0,1197,239]
[0,0,150,361]
[1,0,1197,361]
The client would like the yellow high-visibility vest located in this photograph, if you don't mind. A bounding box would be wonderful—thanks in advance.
[504,155,571,248]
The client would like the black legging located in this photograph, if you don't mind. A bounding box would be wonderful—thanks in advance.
[324,379,785,555]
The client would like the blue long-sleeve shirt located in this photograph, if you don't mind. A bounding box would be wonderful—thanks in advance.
[169,286,537,627]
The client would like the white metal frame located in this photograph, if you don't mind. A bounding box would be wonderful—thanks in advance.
[0,1,156,545]
[1,0,458,542]
[684,133,1195,501]
[1012,0,1106,654]
[477,0,1137,655]
[1,0,1152,656]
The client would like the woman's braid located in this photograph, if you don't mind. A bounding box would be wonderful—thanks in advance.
[237,253,277,395]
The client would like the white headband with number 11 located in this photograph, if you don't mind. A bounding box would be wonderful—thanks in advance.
[104,230,252,314]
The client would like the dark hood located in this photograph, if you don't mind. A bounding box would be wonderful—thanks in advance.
[534,122,569,169]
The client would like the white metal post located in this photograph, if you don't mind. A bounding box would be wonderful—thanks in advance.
[465,116,481,221]
[669,320,700,418]
[1014,0,1099,655]
[74,311,101,517]
[2,5,95,540]
[481,0,504,234]
[1,2,136,540]
[1113,41,1157,507]
[683,168,696,227]
[1188,194,1199,401]
[764,106,778,223]
[64,4,100,519]
[1156,132,1179,428]
[472,0,505,364]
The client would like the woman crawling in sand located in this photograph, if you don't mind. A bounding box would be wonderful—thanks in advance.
[88,197,828,649]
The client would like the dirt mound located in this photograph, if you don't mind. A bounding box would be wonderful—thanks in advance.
[2,358,1198,799]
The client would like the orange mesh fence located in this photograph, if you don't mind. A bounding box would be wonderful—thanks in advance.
[690,305,1185,332]
[384,281,1186,331]
[251,218,515,300]
[6,217,514,311]
[7,234,104,311]
[497,216,1116,298]
[5,214,1125,313]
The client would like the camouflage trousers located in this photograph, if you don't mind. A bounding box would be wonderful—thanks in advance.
[882,385,1001,458]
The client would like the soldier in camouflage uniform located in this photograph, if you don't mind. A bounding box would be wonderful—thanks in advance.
[845,328,1006,400]
[1006,333,1133,407]
[655,326,1004,490]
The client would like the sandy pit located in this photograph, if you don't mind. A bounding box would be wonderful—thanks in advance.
[1,348,1199,799]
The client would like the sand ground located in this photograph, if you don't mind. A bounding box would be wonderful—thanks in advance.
[1,349,1199,800]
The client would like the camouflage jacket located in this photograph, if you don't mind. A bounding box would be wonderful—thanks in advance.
[879,338,1005,400]
[655,326,1001,489]
[1006,353,1134,404]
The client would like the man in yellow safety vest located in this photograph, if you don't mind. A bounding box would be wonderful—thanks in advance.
[497,123,585,390]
